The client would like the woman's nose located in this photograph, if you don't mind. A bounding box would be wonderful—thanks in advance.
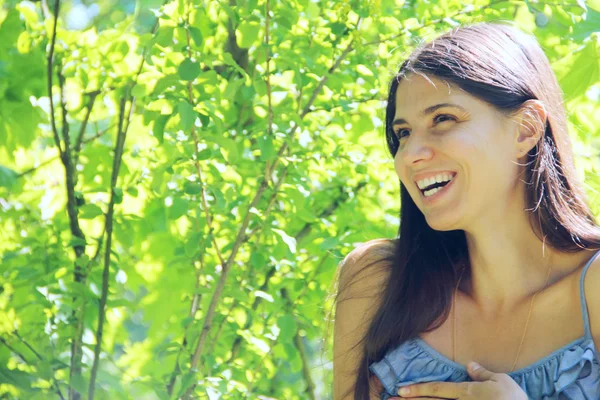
[398,135,435,165]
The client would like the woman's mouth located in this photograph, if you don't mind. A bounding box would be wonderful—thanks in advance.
[418,174,457,205]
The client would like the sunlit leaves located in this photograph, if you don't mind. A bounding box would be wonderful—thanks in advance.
[555,38,600,99]
[1,0,599,399]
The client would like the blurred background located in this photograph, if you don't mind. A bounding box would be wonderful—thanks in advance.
[0,0,599,398]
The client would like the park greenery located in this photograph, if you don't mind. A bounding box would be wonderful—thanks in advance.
[0,0,599,398]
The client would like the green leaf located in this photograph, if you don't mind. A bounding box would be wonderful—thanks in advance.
[176,371,197,398]
[571,8,600,41]
[199,112,210,128]
[126,186,139,197]
[188,27,203,47]
[207,186,226,209]
[0,367,33,390]
[258,135,275,161]
[155,26,174,47]
[37,360,54,380]
[223,77,245,100]
[167,197,188,220]
[0,165,18,188]
[184,181,203,195]
[555,39,600,99]
[277,314,297,342]
[178,58,201,81]
[222,52,249,80]
[253,73,267,96]
[305,2,320,19]
[113,187,123,204]
[185,231,203,257]
[153,114,171,143]
[356,64,374,76]
[70,373,89,395]
[197,148,211,160]
[180,316,193,328]
[177,101,196,132]
[78,204,104,219]
[67,236,88,248]
[235,21,260,48]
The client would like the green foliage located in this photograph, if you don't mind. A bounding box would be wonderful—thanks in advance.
[0,0,599,399]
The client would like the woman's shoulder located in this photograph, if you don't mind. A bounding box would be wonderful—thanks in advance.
[337,238,397,298]
[347,237,397,260]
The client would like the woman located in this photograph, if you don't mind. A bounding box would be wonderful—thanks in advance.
[333,21,600,400]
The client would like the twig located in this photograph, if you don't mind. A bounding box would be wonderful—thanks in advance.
[44,3,88,398]
[225,179,360,363]
[57,69,71,156]
[47,0,63,157]
[88,95,134,400]
[168,4,228,395]
[184,7,226,269]
[166,259,204,395]
[2,334,67,400]
[304,94,379,114]
[283,289,315,400]
[265,0,272,136]
[17,123,116,179]
[363,0,513,46]
[73,90,101,166]
[0,337,30,364]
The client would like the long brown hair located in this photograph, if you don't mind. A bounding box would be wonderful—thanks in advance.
[334,20,600,400]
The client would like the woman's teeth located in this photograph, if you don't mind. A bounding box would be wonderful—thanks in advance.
[424,186,443,197]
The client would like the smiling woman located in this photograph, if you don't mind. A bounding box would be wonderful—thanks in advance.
[333,20,600,400]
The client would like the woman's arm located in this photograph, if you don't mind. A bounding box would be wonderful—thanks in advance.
[333,239,394,400]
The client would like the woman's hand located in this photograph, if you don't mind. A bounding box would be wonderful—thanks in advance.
[388,362,527,400]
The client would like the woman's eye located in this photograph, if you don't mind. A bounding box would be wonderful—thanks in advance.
[395,129,409,139]
[434,114,456,124]
[394,114,456,140]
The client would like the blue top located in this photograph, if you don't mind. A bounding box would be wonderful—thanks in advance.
[369,249,600,400]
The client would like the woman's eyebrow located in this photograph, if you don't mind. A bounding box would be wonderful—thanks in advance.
[393,103,467,126]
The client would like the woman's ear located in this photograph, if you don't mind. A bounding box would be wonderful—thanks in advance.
[514,99,547,155]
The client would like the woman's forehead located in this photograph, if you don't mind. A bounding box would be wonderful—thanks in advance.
[396,74,462,101]
[394,75,480,117]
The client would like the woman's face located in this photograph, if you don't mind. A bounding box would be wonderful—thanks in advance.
[393,73,523,232]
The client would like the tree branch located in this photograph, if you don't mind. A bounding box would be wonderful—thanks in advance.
[363,0,512,46]
[17,123,116,179]
[44,3,88,398]
[224,180,365,363]
[2,333,67,400]
[73,90,101,167]
[265,0,272,136]
[283,289,316,400]
[88,95,134,400]
[166,259,204,396]
[47,0,63,157]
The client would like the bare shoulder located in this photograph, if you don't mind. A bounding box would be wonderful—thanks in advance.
[581,250,600,347]
[337,238,396,300]
[333,238,396,399]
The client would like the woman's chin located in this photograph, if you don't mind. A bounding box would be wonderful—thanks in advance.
[424,214,462,232]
